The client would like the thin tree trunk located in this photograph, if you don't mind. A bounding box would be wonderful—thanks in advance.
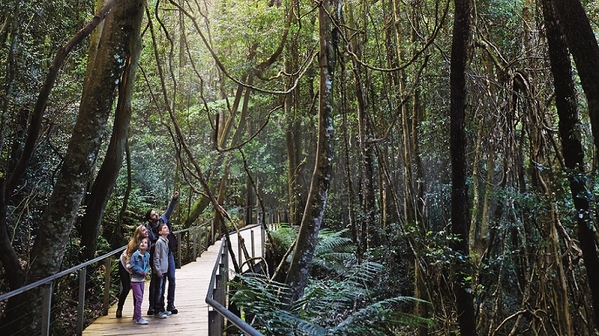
[346,1,376,251]
[285,20,304,227]
[213,74,253,238]
[339,46,359,258]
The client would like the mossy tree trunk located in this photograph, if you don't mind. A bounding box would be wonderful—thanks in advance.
[2,0,143,333]
[79,0,144,261]
[284,0,335,304]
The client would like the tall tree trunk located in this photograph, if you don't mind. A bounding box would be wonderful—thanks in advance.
[213,74,253,237]
[183,196,211,228]
[550,0,599,327]
[450,0,477,334]
[5,0,120,197]
[110,137,132,248]
[285,0,335,303]
[3,0,141,333]
[80,1,143,260]
[285,0,304,227]
[542,0,588,333]
[347,1,376,251]
[339,43,359,258]
[0,1,122,332]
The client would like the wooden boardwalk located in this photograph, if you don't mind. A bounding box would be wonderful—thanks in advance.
[83,225,264,336]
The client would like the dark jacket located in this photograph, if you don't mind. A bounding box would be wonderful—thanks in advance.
[145,195,179,263]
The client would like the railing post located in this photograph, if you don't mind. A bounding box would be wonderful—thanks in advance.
[76,267,86,335]
[176,232,182,268]
[209,240,228,336]
[221,241,228,317]
[261,224,265,259]
[222,238,229,292]
[199,226,204,254]
[199,226,203,254]
[211,219,215,245]
[202,225,206,251]
[41,282,52,336]
[194,227,199,259]
[208,309,219,336]
[251,230,255,258]
[103,257,112,315]
[238,236,242,270]
[213,272,224,334]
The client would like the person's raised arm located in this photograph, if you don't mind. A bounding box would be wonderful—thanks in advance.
[161,190,179,222]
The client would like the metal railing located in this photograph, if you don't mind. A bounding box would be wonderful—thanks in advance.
[0,222,210,336]
[206,225,264,336]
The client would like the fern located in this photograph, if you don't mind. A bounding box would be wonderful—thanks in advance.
[329,296,434,335]
[230,229,433,335]
[312,229,357,276]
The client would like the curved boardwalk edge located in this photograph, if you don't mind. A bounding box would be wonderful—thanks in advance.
[83,225,263,336]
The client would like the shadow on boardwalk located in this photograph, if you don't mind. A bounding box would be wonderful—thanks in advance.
[83,225,263,336]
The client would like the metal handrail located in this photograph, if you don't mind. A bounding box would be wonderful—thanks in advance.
[205,226,264,336]
[0,245,126,302]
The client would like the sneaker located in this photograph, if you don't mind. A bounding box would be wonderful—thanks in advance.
[147,309,154,316]
[155,312,168,319]
[136,318,149,325]
[163,310,172,316]
[168,308,178,314]
[116,310,122,318]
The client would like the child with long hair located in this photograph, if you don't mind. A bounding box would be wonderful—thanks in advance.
[116,225,148,318]
[130,237,151,325]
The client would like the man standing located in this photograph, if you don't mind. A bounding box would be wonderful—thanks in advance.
[145,190,179,316]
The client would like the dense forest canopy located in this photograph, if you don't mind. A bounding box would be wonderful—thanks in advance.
[1,0,599,334]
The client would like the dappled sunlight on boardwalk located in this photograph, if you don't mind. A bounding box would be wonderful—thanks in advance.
[83,225,263,336]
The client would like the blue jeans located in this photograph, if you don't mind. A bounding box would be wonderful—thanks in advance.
[162,252,176,309]
[148,272,157,312]
[153,275,166,312]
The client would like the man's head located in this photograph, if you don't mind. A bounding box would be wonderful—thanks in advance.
[145,209,159,224]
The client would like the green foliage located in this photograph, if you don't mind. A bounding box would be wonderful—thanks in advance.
[233,229,432,335]
[311,229,356,276]
[4,0,599,332]
[269,224,298,252]
[231,261,432,335]
[476,0,525,54]
[212,0,286,76]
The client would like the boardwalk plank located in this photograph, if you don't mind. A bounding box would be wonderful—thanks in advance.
[83,225,263,336]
